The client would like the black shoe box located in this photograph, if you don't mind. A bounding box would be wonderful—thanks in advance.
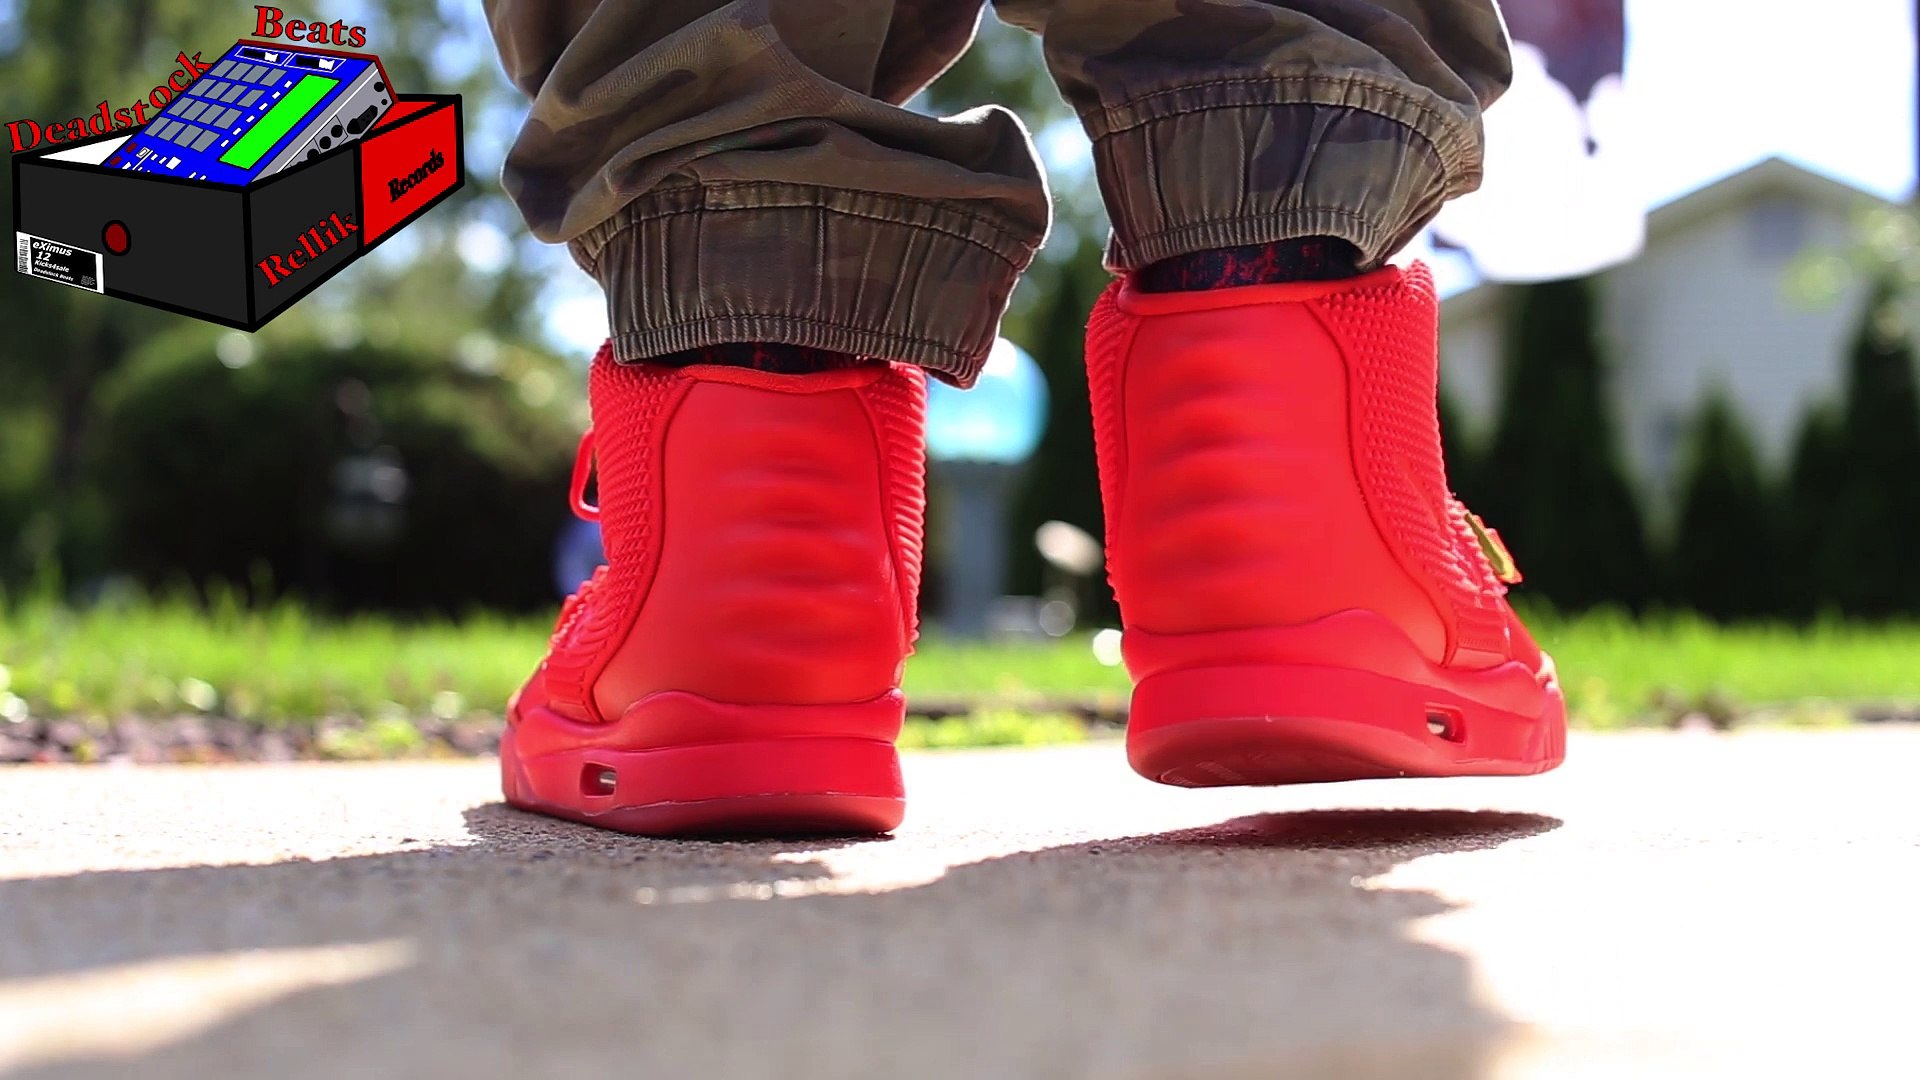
[13,95,463,330]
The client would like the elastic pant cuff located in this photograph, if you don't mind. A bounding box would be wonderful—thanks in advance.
[1080,75,1482,271]
[571,180,1040,387]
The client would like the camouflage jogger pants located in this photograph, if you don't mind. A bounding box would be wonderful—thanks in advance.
[483,1,1511,385]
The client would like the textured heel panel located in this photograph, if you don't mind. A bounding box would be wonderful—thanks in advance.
[506,355,927,836]
[1310,266,1510,660]
[1091,282,1444,655]
[1086,268,1567,787]
[861,365,928,643]
[1086,281,1135,569]
[593,367,922,714]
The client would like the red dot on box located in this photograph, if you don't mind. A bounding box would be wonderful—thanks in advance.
[103,221,131,255]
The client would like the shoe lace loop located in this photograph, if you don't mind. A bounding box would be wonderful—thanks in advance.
[569,429,599,522]
[552,429,604,643]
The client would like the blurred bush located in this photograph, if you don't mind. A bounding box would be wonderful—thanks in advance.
[91,331,581,613]
[1470,277,1658,610]
[1669,391,1781,619]
[1439,387,1485,508]
[1816,276,1920,615]
[1783,402,1850,616]
[1658,269,1920,620]
[0,411,54,574]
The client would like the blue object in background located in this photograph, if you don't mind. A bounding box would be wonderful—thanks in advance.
[553,517,605,599]
[926,338,1049,636]
[926,338,1048,465]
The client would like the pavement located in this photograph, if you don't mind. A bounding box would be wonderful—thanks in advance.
[2,728,1917,1079]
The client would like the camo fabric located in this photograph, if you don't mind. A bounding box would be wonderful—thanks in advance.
[484,0,1510,385]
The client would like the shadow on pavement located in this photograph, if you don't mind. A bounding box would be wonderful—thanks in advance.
[2,802,1559,1080]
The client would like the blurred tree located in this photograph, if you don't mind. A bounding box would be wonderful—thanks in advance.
[1477,277,1656,609]
[1811,276,1920,615]
[1439,385,1486,511]
[1783,199,1920,617]
[1668,391,1780,620]
[1782,401,1849,618]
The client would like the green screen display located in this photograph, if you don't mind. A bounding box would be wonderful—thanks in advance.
[219,75,337,170]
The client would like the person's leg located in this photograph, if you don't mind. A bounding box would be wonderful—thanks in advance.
[1000,0,1504,281]
[1010,0,1567,783]
[487,0,1045,382]
[483,0,1047,835]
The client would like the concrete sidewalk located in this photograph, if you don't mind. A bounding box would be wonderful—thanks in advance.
[3,729,1916,1078]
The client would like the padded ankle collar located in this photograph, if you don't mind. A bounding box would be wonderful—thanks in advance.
[674,362,891,393]
[1116,264,1406,316]
[589,338,893,393]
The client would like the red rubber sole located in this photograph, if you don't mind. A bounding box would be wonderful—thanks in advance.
[500,691,905,837]
[1128,662,1565,787]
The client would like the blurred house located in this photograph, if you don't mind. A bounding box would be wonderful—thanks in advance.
[1440,157,1889,508]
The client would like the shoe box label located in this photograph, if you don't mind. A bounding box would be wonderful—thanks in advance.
[15,231,104,293]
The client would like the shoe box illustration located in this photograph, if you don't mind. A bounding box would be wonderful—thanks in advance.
[13,39,463,330]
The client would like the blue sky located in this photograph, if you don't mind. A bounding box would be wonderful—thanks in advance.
[541,0,1919,353]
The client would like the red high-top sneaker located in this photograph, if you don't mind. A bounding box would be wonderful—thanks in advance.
[501,346,928,835]
[1086,264,1565,787]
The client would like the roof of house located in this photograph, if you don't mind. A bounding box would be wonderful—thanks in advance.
[1439,156,1891,323]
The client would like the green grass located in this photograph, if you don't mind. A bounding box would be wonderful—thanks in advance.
[900,636,1132,701]
[0,593,538,726]
[1525,608,1920,728]
[876,612,1920,728]
[2,594,1917,736]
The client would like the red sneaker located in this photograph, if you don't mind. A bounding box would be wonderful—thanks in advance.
[1086,264,1566,787]
[501,347,927,835]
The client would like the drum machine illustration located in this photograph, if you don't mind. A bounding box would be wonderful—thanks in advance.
[12,40,460,331]
[108,41,392,185]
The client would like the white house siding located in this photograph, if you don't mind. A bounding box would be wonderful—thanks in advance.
[1438,293,1504,444]
[1438,160,1885,514]
[1601,194,1863,501]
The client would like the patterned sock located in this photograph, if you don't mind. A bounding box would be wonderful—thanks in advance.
[655,342,870,375]
[1135,237,1362,292]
